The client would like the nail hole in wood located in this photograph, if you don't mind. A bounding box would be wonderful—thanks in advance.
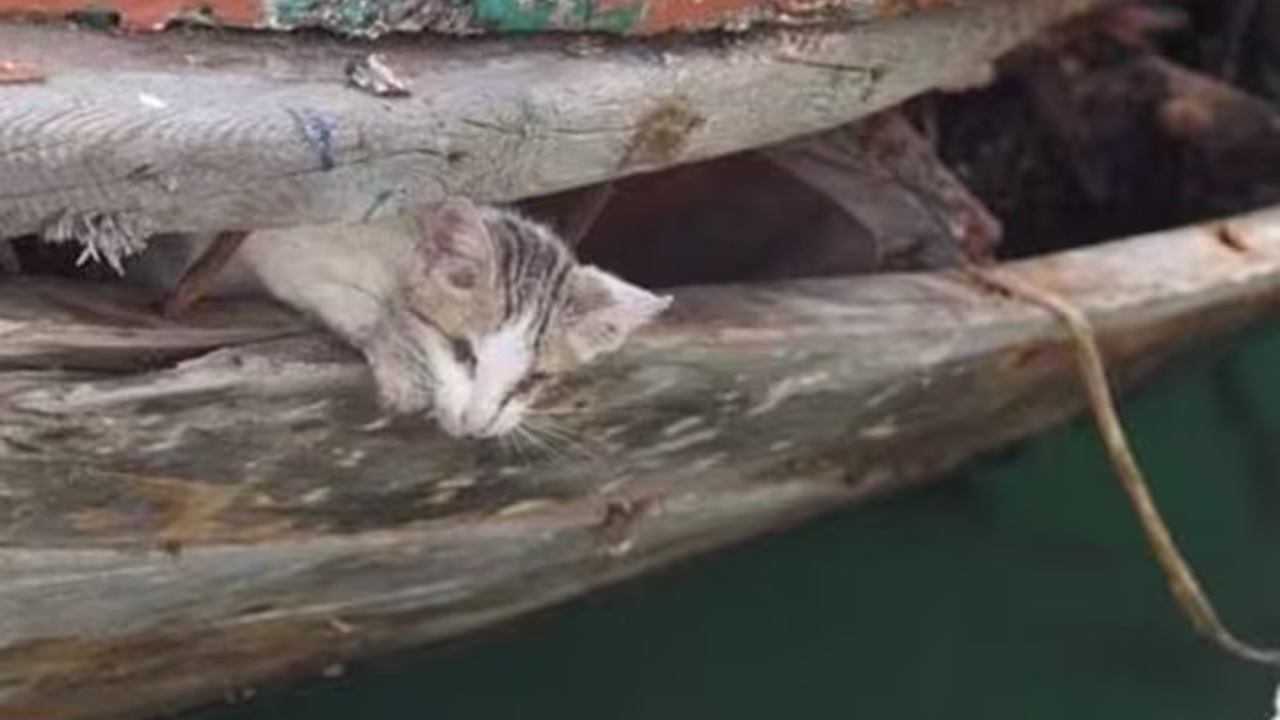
[1214,224,1249,253]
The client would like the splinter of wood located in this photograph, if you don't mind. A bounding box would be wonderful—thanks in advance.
[964,263,1280,668]
[159,231,248,317]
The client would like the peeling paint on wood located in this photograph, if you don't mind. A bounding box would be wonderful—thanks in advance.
[0,0,967,35]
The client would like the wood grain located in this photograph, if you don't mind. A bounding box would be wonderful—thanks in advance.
[4,204,1280,720]
[0,0,1104,243]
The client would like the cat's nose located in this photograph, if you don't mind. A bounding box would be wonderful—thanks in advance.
[461,405,500,437]
[433,410,495,438]
[433,408,471,438]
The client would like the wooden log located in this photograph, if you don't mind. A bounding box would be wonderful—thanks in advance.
[0,0,1105,245]
[5,205,1280,720]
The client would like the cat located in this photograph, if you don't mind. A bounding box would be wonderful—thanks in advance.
[128,197,672,439]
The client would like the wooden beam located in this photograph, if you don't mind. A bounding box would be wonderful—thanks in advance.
[0,0,1105,247]
[761,109,1002,271]
[4,205,1280,720]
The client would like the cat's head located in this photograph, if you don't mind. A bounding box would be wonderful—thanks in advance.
[376,197,671,438]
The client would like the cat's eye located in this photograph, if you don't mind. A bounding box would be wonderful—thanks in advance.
[449,337,476,368]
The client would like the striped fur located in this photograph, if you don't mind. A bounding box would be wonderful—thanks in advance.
[395,199,671,438]
[130,197,671,439]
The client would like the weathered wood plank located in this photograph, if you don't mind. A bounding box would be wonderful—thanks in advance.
[4,205,1280,720]
[0,280,303,371]
[0,0,1104,244]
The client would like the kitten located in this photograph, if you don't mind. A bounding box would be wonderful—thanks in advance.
[130,198,671,438]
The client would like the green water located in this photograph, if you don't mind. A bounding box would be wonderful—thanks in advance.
[188,324,1280,720]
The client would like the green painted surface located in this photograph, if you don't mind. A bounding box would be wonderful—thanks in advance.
[470,0,559,32]
[271,0,386,33]
[68,4,126,27]
[469,0,642,33]
[583,0,642,34]
[263,0,656,35]
[186,322,1280,720]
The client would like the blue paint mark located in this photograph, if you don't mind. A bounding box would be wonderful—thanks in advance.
[362,188,396,221]
[287,107,338,171]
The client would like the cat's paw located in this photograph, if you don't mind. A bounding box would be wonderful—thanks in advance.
[363,338,433,416]
[370,367,433,416]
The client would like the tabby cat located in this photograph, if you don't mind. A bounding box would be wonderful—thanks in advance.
[131,198,671,438]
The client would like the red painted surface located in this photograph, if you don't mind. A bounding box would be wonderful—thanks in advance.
[597,0,788,33]
[0,0,260,30]
[0,59,44,83]
[601,0,957,33]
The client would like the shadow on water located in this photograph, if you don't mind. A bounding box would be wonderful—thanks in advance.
[185,322,1280,720]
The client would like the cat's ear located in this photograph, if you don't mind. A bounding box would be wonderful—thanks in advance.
[561,266,671,363]
[417,196,492,264]
[416,197,493,291]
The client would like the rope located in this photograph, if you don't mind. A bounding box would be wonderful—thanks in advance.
[964,263,1280,667]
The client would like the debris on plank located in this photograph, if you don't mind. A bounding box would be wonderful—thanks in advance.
[0,59,43,83]
[344,53,411,98]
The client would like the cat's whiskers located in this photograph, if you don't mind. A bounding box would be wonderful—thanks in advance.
[511,423,565,464]
[497,430,534,465]
[529,408,581,418]
[522,416,603,464]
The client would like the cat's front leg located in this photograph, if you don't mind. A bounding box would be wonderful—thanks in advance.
[361,324,435,417]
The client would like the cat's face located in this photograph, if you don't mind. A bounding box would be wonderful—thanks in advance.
[380,198,670,438]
